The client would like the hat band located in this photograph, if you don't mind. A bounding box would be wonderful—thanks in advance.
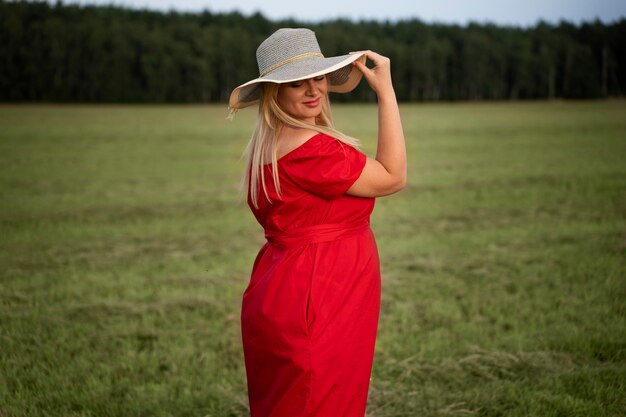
[259,52,324,77]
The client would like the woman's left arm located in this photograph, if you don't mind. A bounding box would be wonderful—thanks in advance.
[347,50,407,198]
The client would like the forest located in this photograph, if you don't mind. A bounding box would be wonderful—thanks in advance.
[1,0,624,102]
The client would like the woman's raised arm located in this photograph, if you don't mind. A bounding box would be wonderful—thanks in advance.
[347,50,407,198]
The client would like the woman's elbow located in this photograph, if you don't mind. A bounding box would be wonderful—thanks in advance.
[398,175,408,191]
[392,175,407,193]
[383,174,406,195]
[392,167,408,191]
[347,170,407,197]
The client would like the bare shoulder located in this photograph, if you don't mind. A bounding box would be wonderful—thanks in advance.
[276,128,322,158]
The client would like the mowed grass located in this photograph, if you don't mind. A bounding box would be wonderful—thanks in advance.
[0,101,624,417]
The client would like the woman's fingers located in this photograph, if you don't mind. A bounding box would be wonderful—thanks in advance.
[352,50,389,68]
[351,50,393,93]
[351,51,391,77]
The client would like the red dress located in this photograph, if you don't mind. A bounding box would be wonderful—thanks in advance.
[242,133,380,417]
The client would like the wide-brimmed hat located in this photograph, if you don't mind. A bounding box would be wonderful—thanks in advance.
[228,28,365,110]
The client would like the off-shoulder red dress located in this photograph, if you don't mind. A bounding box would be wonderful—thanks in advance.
[242,133,380,417]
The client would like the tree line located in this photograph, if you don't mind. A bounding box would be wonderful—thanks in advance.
[1,0,624,102]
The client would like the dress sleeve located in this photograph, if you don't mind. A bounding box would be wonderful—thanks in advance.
[282,134,367,200]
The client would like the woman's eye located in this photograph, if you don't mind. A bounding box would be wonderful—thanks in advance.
[290,82,303,88]
[314,76,325,81]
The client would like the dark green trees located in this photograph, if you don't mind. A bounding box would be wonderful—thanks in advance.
[0,1,623,102]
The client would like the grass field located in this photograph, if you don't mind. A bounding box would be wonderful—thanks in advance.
[0,101,625,417]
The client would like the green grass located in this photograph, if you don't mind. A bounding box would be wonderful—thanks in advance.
[0,101,624,417]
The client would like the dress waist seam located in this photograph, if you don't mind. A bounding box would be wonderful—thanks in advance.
[264,219,370,248]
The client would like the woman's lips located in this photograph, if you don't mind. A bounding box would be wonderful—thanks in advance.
[303,98,320,108]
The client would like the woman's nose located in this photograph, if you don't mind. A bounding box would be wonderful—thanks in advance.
[305,79,316,94]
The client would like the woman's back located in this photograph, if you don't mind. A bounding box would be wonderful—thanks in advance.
[249,133,374,233]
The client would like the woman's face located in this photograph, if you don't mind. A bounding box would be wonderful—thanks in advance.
[277,75,328,124]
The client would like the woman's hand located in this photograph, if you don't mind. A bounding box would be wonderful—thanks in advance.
[351,50,394,96]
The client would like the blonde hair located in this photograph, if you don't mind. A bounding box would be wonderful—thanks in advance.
[242,80,360,208]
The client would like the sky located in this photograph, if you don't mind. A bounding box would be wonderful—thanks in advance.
[56,0,626,26]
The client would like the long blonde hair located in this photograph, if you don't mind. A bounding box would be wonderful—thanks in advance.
[242,80,360,208]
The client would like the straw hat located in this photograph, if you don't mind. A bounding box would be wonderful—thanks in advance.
[228,28,366,110]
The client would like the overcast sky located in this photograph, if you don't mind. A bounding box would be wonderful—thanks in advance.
[58,0,625,26]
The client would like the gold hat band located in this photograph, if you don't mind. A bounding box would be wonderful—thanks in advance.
[260,52,324,77]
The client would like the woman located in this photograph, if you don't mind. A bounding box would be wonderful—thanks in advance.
[229,28,406,417]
